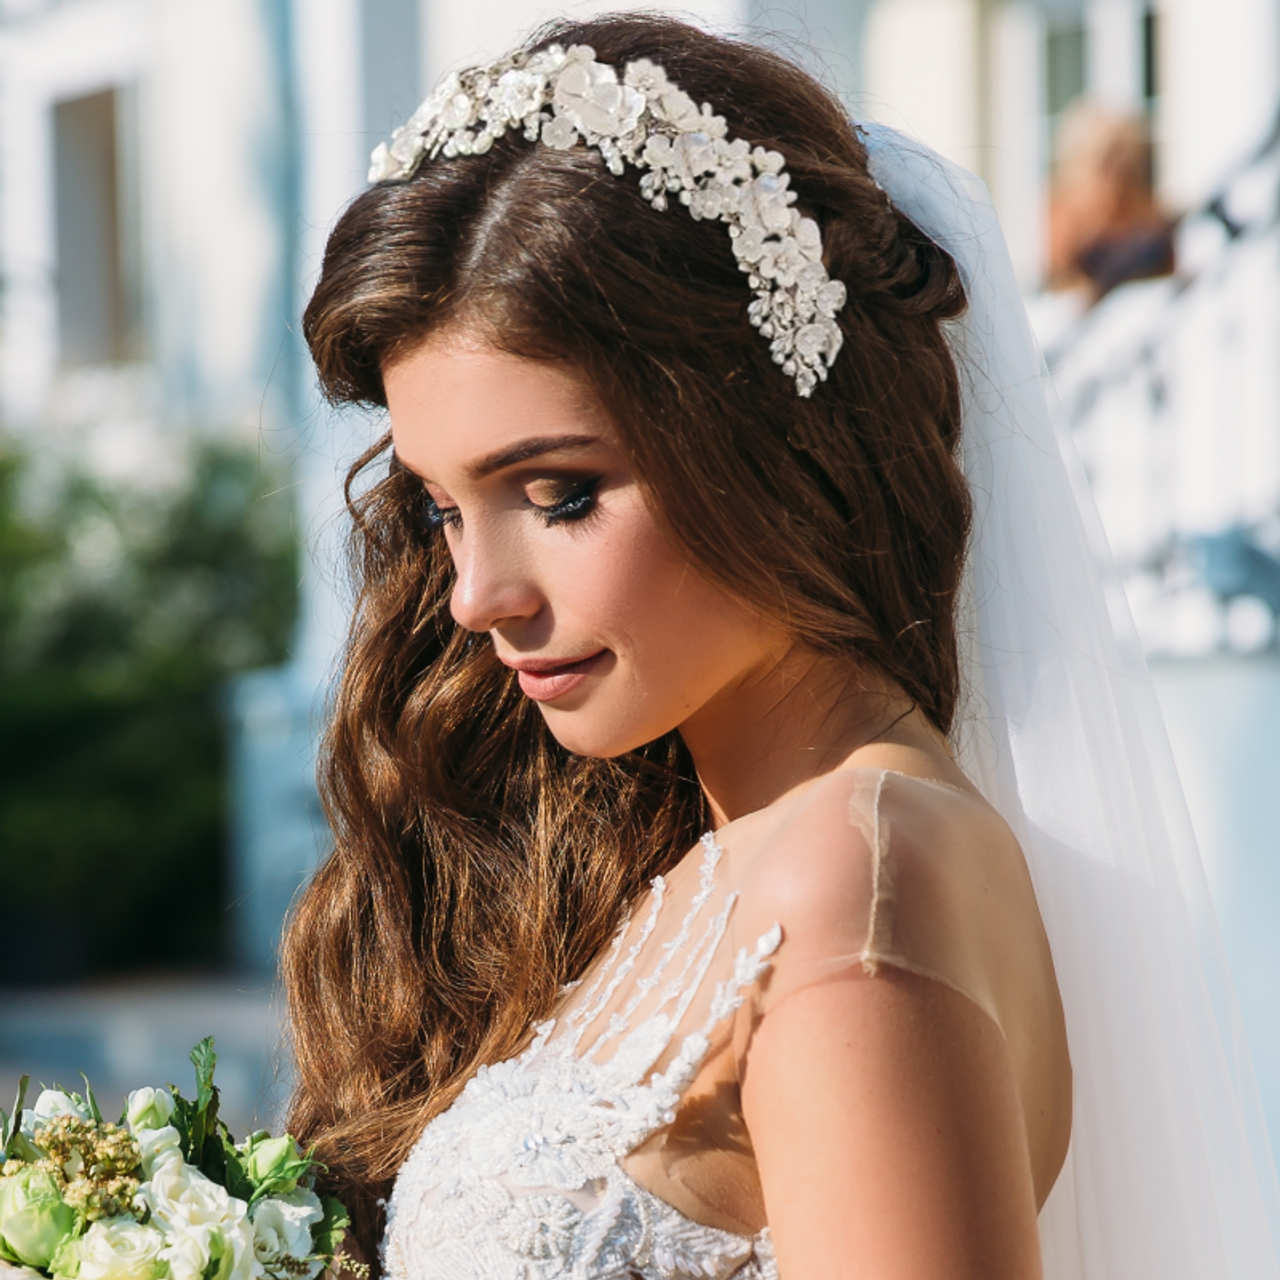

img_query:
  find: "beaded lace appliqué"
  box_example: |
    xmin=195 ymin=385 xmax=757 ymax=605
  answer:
xmin=382 ymin=834 xmax=782 ymax=1280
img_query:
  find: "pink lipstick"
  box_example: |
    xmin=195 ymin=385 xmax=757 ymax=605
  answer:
xmin=503 ymin=651 xmax=607 ymax=702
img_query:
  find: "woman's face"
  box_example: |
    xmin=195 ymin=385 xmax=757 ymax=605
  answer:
xmin=385 ymin=330 xmax=785 ymax=758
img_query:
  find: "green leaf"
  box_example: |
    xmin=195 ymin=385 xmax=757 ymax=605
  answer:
xmin=198 ymin=1129 xmax=227 ymax=1186
xmin=311 ymin=1196 xmax=351 ymax=1260
xmin=184 ymin=1039 xmax=221 ymax=1170
xmin=220 ymin=1138 xmax=254 ymax=1204
xmin=167 ymin=1086 xmax=196 ymax=1164
xmin=3 ymin=1075 xmax=28 ymax=1156
xmin=5 ymin=1131 xmax=44 ymax=1163
xmin=190 ymin=1039 xmax=217 ymax=1113
xmin=245 ymin=1157 xmax=317 ymax=1210
xmin=79 ymin=1074 xmax=103 ymax=1125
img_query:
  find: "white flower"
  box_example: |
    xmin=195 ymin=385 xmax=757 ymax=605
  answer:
xmin=732 ymin=227 xmax=767 ymax=264
xmin=624 ymin=58 xmax=668 ymax=96
xmin=157 ymin=1224 xmax=218 ymax=1280
xmin=795 ymin=260 xmax=828 ymax=295
xmin=540 ymin=114 xmax=578 ymax=150
xmin=387 ymin=125 xmax=424 ymax=168
xmin=490 ymin=68 xmax=546 ymax=123
xmin=438 ymin=89 xmax=475 ymax=131
xmin=125 ymin=1088 xmax=175 ymax=1136
xmin=815 ymin=280 xmax=848 ymax=317
xmin=655 ymin=86 xmax=702 ymax=132
xmin=673 ymin=132 xmax=717 ymax=183
xmin=553 ymin=59 xmax=644 ymax=137
xmin=68 ymin=1218 xmax=166 ymax=1280
xmin=794 ymin=216 xmax=822 ymax=260
xmin=751 ymin=174 xmax=796 ymax=233
xmin=140 ymin=1163 xmax=255 ymax=1280
xmin=250 ymin=1190 xmax=324 ymax=1279
xmin=526 ymin=46 xmax=569 ymax=76
xmin=642 ymin=133 xmax=673 ymax=167
xmin=688 ymin=185 xmax=725 ymax=221
xmin=795 ymin=320 xmax=842 ymax=362
xmin=23 ymin=1091 xmax=88 ymax=1138
xmin=751 ymin=146 xmax=786 ymax=174
xmin=136 ymin=1125 xmax=183 ymax=1178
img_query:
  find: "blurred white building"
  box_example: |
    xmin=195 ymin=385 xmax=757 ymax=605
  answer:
xmin=4 ymin=0 xmax=1280 ymax=1151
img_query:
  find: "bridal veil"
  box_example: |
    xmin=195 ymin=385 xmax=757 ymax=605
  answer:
xmin=862 ymin=123 xmax=1280 ymax=1279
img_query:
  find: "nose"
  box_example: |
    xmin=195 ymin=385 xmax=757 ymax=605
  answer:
xmin=448 ymin=527 xmax=543 ymax=633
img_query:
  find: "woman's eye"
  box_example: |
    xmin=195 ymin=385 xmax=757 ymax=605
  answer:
xmin=534 ymin=477 xmax=601 ymax=526
xmin=421 ymin=493 xmax=461 ymax=531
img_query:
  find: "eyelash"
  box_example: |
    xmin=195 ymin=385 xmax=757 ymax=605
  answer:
xmin=420 ymin=477 xmax=602 ymax=533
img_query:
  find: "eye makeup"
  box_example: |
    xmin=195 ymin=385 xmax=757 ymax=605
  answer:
xmin=418 ymin=474 xmax=603 ymax=533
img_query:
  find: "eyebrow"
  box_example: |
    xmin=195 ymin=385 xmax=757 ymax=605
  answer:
xmin=466 ymin=433 xmax=606 ymax=479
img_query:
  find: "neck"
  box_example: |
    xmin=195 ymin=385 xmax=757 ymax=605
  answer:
xmin=678 ymin=645 xmax=946 ymax=826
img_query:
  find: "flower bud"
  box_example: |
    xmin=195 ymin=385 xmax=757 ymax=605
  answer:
xmin=0 ymin=1168 xmax=78 ymax=1268
xmin=239 ymin=1135 xmax=301 ymax=1193
xmin=125 ymin=1089 xmax=175 ymax=1136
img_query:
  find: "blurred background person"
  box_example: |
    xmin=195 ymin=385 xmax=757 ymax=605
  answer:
xmin=1045 ymin=100 xmax=1174 ymax=303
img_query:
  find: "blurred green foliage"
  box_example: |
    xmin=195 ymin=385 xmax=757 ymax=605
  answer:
xmin=0 ymin=439 xmax=298 ymax=982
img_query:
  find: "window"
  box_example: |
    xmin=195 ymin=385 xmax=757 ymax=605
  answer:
xmin=1142 ymin=8 xmax=1158 ymax=109
xmin=1046 ymin=21 xmax=1087 ymax=122
xmin=53 ymin=85 xmax=144 ymax=366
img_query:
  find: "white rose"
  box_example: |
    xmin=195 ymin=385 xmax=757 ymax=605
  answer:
xmin=125 ymin=1089 xmax=174 ymax=1136
xmin=158 ymin=1220 xmax=257 ymax=1280
xmin=140 ymin=1164 xmax=255 ymax=1280
xmin=136 ymin=1126 xmax=183 ymax=1178
xmin=250 ymin=1190 xmax=323 ymax=1278
xmin=21 ymin=1091 xmax=88 ymax=1137
xmin=70 ymin=1218 xmax=166 ymax=1280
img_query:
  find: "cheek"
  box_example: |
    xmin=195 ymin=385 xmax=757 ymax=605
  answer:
xmin=568 ymin=498 xmax=708 ymax=653
xmin=538 ymin=498 xmax=769 ymax=749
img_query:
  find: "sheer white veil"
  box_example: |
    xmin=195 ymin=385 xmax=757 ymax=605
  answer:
xmin=860 ymin=123 xmax=1280 ymax=1279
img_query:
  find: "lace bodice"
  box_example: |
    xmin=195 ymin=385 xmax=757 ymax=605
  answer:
xmin=382 ymin=834 xmax=781 ymax=1280
xmin=382 ymin=768 xmax=1065 ymax=1280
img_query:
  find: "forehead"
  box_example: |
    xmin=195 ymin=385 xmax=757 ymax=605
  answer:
xmin=384 ymin=332 xmax=614 ymax=475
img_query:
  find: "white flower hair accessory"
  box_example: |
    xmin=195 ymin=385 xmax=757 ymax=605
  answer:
xmin=369 ymin=44 xmax=848 ymax=397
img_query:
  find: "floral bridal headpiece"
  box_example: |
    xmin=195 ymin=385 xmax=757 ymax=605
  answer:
xmin=369 ymin=44 xmax=848 ymax=397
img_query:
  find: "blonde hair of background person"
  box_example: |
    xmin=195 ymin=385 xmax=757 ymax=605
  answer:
xmin=1046 ymin=100 xmax=1174 ymax=300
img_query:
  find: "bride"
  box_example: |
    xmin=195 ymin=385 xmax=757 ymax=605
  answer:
xmin=282 ymin=14 xmax=1280 ymax=1279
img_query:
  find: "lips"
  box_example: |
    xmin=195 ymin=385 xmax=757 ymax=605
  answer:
xmin=503 ymin=651 xmax=607 ymax=702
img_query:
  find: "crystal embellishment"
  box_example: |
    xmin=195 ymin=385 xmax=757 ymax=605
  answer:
xmin=368 ymin=44 xmax=848 ymax=398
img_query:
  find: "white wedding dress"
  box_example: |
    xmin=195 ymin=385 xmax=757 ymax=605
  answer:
xmin=382 ymin=832 xmax=785 ymax=1280
xmin=382 ymin=767 xmax=1062 ymax=1280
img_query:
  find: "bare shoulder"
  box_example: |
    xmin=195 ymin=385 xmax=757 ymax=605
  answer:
xmin=724 ymin=766 xmax=1033 ymax=963
xmin=728 ymin=765 xmax=1072 ymax=1208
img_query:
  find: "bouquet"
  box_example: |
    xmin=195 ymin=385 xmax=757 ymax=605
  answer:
xmin=0 ymin=1040 xmax=361 ymax=1280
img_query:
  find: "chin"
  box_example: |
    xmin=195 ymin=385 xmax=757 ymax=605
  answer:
xmin=537 ymin=708 xmax=657 ymax=760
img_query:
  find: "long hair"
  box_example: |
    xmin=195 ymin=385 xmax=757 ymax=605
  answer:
xmin=283 ymin=13 xmax=970 ymax=1264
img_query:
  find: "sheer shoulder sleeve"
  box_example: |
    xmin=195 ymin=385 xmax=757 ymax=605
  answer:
xmin=728 ymin=768 xmax=1065 ymax=1080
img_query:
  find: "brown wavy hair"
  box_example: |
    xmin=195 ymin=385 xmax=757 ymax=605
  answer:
xmin=283 ymin=12 xmax=970 ymax=1265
